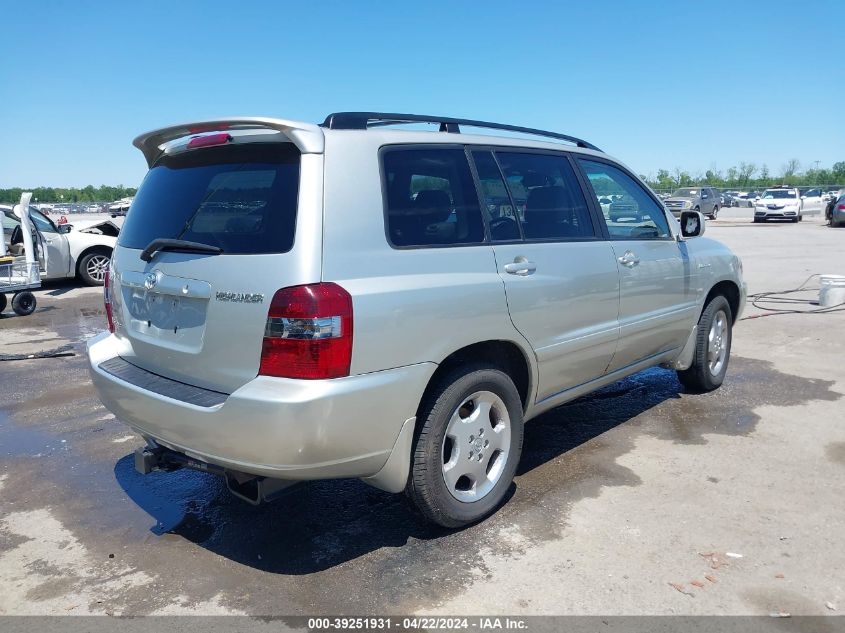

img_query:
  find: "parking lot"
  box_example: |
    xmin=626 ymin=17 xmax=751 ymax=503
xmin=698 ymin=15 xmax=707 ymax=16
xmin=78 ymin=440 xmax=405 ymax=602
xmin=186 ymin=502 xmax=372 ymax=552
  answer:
xmin=1 ymin=210 xmax=843 ymax=616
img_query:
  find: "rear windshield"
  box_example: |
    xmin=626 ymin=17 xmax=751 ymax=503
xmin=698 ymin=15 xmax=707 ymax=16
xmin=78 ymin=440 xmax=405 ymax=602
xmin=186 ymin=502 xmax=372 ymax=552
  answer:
xmin=119 ymin=143 xmax=300 ymax=254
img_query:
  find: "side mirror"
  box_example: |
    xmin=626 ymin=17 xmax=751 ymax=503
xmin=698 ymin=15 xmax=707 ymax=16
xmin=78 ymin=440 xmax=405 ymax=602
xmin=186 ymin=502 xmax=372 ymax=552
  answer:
xmin=680 ymin=210 xmax=706 ymax=238
xmin=58 ymin=224 xmax=73 ymax=234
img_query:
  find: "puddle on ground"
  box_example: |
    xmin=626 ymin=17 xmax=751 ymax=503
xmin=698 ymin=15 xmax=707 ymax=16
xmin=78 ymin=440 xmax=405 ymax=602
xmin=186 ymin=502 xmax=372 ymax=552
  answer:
xmin=0 ymin=409 xmax=68 ymax=458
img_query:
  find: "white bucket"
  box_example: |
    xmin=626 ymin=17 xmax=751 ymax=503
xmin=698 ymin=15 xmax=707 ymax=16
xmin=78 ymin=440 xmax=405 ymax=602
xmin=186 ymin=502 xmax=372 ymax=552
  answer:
xmin=819 ymin=274 xmax=845 ymax=307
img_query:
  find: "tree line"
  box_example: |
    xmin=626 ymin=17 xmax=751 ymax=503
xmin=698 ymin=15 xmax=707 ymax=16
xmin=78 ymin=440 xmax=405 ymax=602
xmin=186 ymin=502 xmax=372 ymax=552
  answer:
xmin=0 ymin=185 xmax=138 ymax=204
xmin=641 ymin=160 xmax=845 ymax=192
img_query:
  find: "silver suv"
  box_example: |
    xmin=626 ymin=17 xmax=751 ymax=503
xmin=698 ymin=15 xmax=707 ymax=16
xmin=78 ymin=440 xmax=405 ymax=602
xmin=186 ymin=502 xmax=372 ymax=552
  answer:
xmin=663 ymin=187 xmax=721 ymax=219
xmin=88 ymin=113 xmax=746 ymax=527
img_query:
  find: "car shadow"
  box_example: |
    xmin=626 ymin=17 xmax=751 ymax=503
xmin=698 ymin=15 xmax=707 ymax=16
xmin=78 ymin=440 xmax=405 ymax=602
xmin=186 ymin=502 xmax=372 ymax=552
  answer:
xmin=114 ymin=366 xmax=688 ymax=575
xmin=41 ymin=279 xmax=89 ymax=296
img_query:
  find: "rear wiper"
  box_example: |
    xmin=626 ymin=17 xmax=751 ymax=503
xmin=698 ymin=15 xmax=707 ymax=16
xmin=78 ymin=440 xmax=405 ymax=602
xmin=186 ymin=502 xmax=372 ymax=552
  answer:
xmin=140 ymin=238 xmax=223 ymax=262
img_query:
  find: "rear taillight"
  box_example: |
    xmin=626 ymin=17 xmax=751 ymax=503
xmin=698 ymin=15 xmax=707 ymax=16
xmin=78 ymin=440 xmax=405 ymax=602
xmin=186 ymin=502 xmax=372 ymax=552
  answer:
xmin=104 ymin=269 xmax=115 ymax=333
xmin=259 ymin=283 xmax=353 ymax=380
xmin=838 ymin=204 xmax=845 ymax=210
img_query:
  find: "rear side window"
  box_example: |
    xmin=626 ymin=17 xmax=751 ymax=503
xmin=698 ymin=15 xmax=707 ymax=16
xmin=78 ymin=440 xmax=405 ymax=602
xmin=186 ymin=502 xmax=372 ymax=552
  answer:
xmin=383 ymin=148 xmax=485 ymax=247
xmin=495 ymin=152 xmax=596 ymax=240
xmin=119 ymin=143 xmax=300 ymax=254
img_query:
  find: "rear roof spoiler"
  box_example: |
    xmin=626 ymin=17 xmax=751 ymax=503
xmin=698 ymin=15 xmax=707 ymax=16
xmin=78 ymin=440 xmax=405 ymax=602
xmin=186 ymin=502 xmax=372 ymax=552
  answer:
xmin=132 ymin=117 xmax=325 ymax=167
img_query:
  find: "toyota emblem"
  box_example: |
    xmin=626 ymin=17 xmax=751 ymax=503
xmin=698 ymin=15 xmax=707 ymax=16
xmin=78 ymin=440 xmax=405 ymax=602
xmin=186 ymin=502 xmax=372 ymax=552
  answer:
xmin=144 ymin=273 xmax=157 ymax=290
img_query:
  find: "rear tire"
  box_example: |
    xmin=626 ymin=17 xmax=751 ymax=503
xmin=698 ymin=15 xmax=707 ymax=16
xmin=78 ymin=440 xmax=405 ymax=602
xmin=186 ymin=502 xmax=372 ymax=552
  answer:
xmin=710 ymin=206 xmax=719 ymax=220
xmin=0 ymin=293 xmax=6 ymax=313
xmin=11 ymin=291 xmax=36 ymax=316
xmin=406 ymin=364 xmax=524 ymax=528
xmin=677 ymin=295 xmax=732 ymax=393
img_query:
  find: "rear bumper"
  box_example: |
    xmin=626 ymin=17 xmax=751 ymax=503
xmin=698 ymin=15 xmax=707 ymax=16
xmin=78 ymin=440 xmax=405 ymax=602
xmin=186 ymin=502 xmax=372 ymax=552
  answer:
xmin=87 ymin=331 xmax=435 ymax=482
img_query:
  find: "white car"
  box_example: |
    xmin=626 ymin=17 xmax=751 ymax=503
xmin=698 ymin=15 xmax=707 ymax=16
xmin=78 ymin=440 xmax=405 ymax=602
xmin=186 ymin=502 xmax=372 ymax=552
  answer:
xmin=1 ymin=205 xmax=118 ymax=285
xmin=753 ymin=187 xmax=803 ymax=223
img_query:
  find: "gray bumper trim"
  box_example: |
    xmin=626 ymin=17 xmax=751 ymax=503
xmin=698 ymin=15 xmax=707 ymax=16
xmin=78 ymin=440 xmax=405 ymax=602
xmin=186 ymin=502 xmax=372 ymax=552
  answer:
xmin=98 ymin=357 xmax=228 ymax=408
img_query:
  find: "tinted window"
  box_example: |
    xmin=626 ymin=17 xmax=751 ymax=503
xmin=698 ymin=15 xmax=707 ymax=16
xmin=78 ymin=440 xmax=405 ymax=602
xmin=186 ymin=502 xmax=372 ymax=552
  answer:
xmin=119 ymin=143 xmax=300 ymax=254
xmin=383 ymin=148 xmax=484 ymax=247
xmin=495 ymin=152 xmax=595 ymax=239
xmin=472 ymin=151 xmax=521 ymax=241
xmin=578 ymin=159 xmax=671 ymax=239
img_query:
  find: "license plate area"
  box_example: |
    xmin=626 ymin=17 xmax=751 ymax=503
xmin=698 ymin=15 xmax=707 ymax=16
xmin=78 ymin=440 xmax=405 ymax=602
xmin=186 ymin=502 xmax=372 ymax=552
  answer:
xmin=126 ymin=291 xmax=208 ymax=350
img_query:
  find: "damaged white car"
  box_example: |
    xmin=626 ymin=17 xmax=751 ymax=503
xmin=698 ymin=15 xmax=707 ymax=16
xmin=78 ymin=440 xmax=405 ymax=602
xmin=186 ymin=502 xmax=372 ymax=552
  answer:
xmin=1 ymin=205 xmax=119 ymax=286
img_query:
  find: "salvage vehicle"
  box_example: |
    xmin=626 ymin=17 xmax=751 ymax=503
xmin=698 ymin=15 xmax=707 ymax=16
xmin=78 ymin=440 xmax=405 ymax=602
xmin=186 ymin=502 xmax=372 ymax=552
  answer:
xmin=88 ymin=113 xmax=746 ymax=527
xmin=1 ymin=205 xmax=118 ymax=285
xmin=662 ymin=187 xmax=721 ymax=219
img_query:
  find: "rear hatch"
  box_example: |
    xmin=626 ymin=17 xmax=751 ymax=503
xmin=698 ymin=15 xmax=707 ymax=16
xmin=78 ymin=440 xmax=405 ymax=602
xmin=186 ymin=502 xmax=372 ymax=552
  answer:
xmin=110 ymin=138 xmax=321 ymax=393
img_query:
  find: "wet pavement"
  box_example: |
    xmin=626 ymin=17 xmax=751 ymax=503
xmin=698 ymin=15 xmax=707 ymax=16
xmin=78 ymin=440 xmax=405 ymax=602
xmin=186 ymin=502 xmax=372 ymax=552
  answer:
xmin=1 ymin=220 xmax=844 ymax=616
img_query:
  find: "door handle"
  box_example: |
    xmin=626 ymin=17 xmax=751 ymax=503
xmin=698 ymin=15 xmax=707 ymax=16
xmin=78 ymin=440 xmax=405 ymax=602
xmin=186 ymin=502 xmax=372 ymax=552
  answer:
xmin=503 ymin=256 xmax=537 ymax=276
xmin=617 ymin=250 xmax=640 ymax=268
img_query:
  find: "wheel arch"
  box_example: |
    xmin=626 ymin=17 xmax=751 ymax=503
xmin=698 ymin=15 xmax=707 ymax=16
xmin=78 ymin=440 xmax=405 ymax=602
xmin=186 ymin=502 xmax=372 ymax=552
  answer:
xmin=704 ymin=280 xmax=741 ymax=324
xmin=419 ymin=340 xmax=534 ymax=417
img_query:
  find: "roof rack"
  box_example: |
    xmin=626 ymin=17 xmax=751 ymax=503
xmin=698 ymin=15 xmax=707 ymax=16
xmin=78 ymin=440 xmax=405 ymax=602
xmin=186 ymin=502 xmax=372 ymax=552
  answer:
xmin=321 ymin=112 xmax=602 ymax=152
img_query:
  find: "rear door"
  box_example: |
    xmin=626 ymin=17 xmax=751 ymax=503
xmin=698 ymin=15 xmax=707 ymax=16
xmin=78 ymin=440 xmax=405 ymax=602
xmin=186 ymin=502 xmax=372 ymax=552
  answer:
xmin=110 ymin=140 xmax=320 ymax=393
xmin=471 ymin=149 xmax=620 ymax=402
xmin=576 ymin=158 xmax=697 ymax=372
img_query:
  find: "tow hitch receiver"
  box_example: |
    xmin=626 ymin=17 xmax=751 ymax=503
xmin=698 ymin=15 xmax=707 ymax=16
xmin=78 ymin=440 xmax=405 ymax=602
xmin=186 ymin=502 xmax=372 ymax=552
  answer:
xmin=133 ymin=445 xmax=298 ymax=505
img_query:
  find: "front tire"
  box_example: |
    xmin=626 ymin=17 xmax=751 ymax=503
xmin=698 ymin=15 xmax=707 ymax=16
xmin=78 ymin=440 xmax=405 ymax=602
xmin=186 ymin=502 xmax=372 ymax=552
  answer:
xmin=77 ymin=250 xmax=111 ymax=286
xmin=406 ymin=365 xmax=524 ymax=528
xmin=678 ymin=295 xmax=733 ymax=393
xmin=0 ymin=293 xmax=6 ymax=313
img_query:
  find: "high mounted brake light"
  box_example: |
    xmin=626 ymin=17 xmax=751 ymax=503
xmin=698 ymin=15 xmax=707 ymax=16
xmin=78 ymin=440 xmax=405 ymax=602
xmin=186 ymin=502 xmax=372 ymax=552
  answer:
xmin=259 ymin=283 xmax=353 ymax=380
xmin=186 ymin=133 xmax=232 ymax=149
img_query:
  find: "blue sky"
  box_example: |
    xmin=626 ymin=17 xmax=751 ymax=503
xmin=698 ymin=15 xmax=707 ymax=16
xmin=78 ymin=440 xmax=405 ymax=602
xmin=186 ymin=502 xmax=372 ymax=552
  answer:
xmin=1 ymin=0 xmax=843 ymax=188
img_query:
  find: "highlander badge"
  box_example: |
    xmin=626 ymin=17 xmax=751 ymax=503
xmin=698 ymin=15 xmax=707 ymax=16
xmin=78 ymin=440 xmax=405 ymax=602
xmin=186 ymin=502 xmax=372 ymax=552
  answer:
xmin=215 ymin=292 xmax=264 ymax=304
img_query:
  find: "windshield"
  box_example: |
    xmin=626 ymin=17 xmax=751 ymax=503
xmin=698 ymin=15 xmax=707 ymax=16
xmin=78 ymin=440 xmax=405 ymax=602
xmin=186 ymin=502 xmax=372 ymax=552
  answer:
xmin=762 ymin=190 xmax=797 ymax=199
xmin=119 ymin=143 xmax=300 ymax=254
xmin=671 ymin=188 xmax=699 ymax=197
